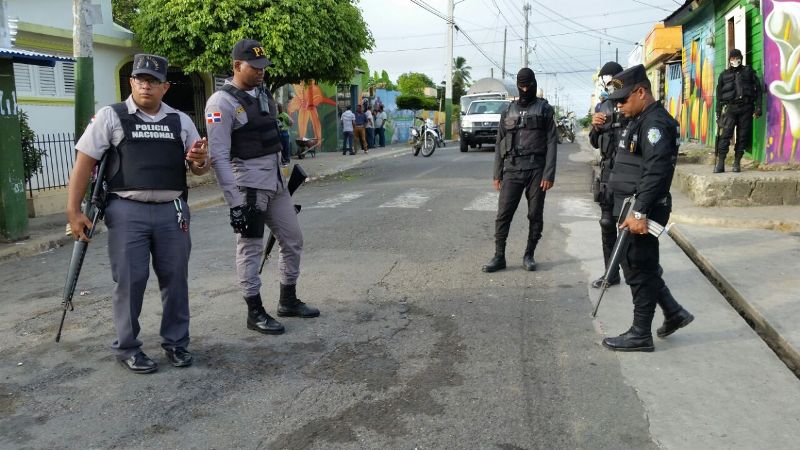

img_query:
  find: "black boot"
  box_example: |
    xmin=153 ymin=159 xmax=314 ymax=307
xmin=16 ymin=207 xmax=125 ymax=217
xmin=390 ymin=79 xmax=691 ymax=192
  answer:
xmin=277 ymin=284 xmax=320 ymax=318
xmin=244 ymin=294 xmax=285 ymax=334
xmin=602 ymin=326 xmax=654 ymax=352
xmin=714 ymin=154 xmax=726 ymax=173
xmin=657 ymin=308 xmax=694 ymax=338
xmin=522 ymin=242 xmax=537 ymax=271
xmin=732 ymin=152 xmax=743 ymax=172
xmin=482 ymin=242 xmax=506 ymax=272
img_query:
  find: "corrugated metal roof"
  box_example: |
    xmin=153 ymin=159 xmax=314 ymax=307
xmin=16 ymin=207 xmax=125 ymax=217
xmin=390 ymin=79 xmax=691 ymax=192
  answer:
xmin=0 ymin=47 xmax=74 ymax=67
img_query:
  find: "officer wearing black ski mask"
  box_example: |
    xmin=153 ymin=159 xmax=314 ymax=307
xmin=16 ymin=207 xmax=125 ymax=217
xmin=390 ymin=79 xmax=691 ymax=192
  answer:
xmin=589 ymin=61 xmax=626 ymax=288
xmin=483 ymin=68 xmax=557 ymax=273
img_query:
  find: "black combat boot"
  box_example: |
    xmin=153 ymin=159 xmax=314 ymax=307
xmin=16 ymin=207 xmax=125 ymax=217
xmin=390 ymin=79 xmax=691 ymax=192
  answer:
xmin=732 ymin=152 xmax=743 ymax=172
xmin=277 ymin=284 xmax=320 ymax=318
xmin=482 ymin=242 xmax=506 ymax=273
xmin=522 ymin=241 xmax=537 ymax=271
xmin=602 ymin=326 xmax=654 ymax=352
xmin=656 ymin=308 xmax=695 ymax=338
xmin=714 ymin=154 xmax=726 ymax=173
xmin=244 ymin=294 xmax=285 ymax=334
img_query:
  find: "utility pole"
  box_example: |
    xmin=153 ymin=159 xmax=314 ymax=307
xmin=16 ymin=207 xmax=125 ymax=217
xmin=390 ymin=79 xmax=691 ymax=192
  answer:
xmin=73 ymin=0 xmax=96 ymax=138
xmin=502 ymin=27 xmax=507 ymax=79
xmin=445 ymin=0 xmax=453 ymax=140
xmin=0 ymin=0 xmax=28 ymax=241
xmin=523 ymin=4 xmax=530 ymax=67
xmin=616 ymin=47 xmax=619 ymax=63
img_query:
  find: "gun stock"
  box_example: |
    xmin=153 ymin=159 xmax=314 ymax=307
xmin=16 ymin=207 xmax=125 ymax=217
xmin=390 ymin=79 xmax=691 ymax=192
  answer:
xmin=259 ymin=164 xmax=307 ymax=274
xmin=55 ymin=154 xmax=109 ymax=342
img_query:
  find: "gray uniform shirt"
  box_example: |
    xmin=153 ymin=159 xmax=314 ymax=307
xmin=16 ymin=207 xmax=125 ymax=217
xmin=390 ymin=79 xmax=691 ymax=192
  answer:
xmin=75 ymin=96 xmax=201 ymax=203
xmin=206 ymin=80 xmax=284 ymax=207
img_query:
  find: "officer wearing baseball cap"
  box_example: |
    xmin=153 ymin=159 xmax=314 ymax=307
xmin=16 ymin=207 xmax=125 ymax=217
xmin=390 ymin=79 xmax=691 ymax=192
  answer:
xmin=205 ymin=39 xmax=319 ymax=339
xmin=602 ymin=64 xmax=694 ymax=352
xmin=67 ymin=53 xmax=210 ymax=373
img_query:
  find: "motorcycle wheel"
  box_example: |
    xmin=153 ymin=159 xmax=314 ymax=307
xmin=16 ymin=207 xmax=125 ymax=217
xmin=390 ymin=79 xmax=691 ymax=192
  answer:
xmin=421 ymin=137 xmax=436 ymax=157
xmin=567 ymin=132 xmax=575 ymax=143
xmin=412 ymin=145 xmax=421 ymax=156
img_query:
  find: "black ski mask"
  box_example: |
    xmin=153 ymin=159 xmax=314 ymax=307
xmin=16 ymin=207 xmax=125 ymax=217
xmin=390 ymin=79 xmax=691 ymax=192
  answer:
xmin=517 ymin=68 xmax=538 ymax=107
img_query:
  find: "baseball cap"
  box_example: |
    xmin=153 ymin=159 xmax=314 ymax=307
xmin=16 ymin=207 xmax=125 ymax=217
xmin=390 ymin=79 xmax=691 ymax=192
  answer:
xmin=131 ymin=54 xmax=168 ymax=82
xmin=231 ymin=39 xmax=272 ymax=69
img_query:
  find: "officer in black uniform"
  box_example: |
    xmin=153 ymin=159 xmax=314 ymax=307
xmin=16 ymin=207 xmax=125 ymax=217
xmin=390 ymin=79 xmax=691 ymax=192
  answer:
xmin=67 ymin=54 xmax=209 ymax=373
xmin=483 ymin=68 xmax=557 ymax=273
xmin=714 ymin=49 xmax=762 ymax=173
xmin=589 ymin=61 xmax=626 ymax=288
xmin=602 ymin=65 xmax=694 ymax=352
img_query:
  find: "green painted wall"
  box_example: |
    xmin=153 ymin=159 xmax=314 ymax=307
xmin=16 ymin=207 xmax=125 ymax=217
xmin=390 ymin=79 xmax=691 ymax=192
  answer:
xmin=714 ymin=0 xmax=767 ymax=161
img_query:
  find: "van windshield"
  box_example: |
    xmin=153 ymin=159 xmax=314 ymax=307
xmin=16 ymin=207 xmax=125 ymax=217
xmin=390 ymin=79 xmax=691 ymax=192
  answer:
xmin=467 ymin=101 xmax=508 ymax=115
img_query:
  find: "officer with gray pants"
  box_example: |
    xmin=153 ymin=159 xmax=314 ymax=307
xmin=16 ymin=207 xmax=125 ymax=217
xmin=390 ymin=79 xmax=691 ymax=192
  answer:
xmin=67 ymin=54 xmax=210 ymax=374
xmin=207 ymin=39 xmax=319 ymax=336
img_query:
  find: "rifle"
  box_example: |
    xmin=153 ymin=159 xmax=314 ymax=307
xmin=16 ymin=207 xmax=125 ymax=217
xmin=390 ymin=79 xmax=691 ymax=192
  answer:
xmin=55 ymin=153 xmax=110 ymax=342
xmin=258 ymin=164 xmax=307 ymax=274
xmin=591 ymin=196 xmax=670 ymax=318
xmin=714 ymin=105 xmax=730 ymax=167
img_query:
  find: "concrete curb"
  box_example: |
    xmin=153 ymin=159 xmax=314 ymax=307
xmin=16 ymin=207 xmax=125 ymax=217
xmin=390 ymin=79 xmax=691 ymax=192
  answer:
xmin=304 ymin=145 xmax=410 ymax=182
xmin=669 ymin=212 xmax=800 ymax=233
xmin=669 ymin=224 xmax=800 ymax=378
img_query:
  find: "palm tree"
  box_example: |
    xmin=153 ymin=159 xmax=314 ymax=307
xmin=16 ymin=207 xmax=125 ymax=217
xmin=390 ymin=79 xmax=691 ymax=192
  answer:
xmin=452 ymin=56 xmax=472 ymax=87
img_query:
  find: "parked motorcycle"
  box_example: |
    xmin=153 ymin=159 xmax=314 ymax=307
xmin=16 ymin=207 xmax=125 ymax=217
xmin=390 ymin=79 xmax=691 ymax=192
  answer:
xmin=556 ymin=116 xmax=575 ymax=144
xmin=425 ymin=118 xmax=446 ymax=148
xmin=410 ymin=116 xmax=438 ymax=157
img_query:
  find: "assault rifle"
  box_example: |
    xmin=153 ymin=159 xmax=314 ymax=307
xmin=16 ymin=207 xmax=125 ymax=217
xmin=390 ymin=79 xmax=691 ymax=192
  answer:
xmin=259 ymin=164 xmax=307 ymax=274
xmin=591 ymin=196 xmax=670 ymax=318
xmin=55 ymin=154 xmax=110 ymax=342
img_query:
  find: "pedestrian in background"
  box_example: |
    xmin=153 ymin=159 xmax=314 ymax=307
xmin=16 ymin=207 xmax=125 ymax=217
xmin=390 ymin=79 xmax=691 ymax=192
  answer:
xmin=354 ymin=104 xmax=368 ymax=154
xmin=277 ymin=103 xmax=293 ymax=165
xmin=483 ymin=67 xmax=557 ymax=273
xmin=341 ymin=105 xmax=355 ymax=155
xmin=375 ymin=106 xmax=388 ymax=147
xmin=365 ymin=106 xmax=375 ymax=149
xmin=66 ymin=54 xmax=209 ymax=374
xmin=603 ymin=65 xmax=694 ymax=352
xmin=714 ymin=48 xmax=762 ymax=173
xmin=205 ymin=39 xmax=320 ymax=339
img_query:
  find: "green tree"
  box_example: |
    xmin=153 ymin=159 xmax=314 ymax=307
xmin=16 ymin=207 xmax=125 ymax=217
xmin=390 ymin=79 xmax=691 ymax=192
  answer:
xmin=18 ymin=110 xmax=46 ymax=184
xmin=131 ymin=0 xmax=374 ymax=92
xmin=111 ymin=0 xmax=139 ymax=29
xmin=380 ymin=70 xmax=396 ymax=90
xmin=396 ymin=72 xmax=436 ymax=96
xmin=396 ymin=95 xmax=437 ymax=111
xmin=452 ymin=56 xmax=472 ymax=87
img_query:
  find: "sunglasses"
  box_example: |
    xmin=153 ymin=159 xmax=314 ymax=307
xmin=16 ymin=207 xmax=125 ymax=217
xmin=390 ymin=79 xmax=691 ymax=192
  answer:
xmin=617 ymin=86 xmax=643 ymax=105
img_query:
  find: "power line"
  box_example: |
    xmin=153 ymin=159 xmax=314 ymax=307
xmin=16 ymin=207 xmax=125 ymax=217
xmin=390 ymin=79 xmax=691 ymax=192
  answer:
xmin=530 ymin=0 xmax=636 ymax=44
xmin=631 ymin=0 xmax=673 ymax=12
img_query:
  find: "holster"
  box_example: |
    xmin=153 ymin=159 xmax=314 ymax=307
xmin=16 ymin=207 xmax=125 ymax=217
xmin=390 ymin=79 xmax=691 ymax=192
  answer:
xmin=241 ymin=188 xmax=266 ymax=238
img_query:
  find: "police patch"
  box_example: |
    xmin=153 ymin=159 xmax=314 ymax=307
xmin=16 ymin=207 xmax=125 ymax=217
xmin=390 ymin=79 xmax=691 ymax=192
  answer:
xmin=647 ymin=128 xmax=662 ymax=145
xmin=235 ymin=106 xmax=245 ymax=115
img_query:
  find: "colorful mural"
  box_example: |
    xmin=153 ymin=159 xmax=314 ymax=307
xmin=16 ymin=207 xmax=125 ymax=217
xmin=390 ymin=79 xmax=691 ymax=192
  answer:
xmin=287 ymin=80 xmax=338 ymax=152
xmin=664 ymin=62 xmax=683 ymax=121
xmin=763 ymin=0 xmax=800 ymax=164
xmin=681 ymin=30 xmax=716 ymax=145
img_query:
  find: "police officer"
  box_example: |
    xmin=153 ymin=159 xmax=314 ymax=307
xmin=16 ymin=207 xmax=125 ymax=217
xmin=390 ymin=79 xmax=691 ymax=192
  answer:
xmin=714 ymin=49 xmax=762 ymax=173
xmin=483 ymin=68 xmax=557 ymax=273
xmin=589 ymin=61 xmax=626 ymax=288
xmin=206 ymin=39 xmax=319 ymax=336
xmin=603 ymin=65 xmax=694 ymax=352
xmin=66 ymin=54 xmax=209 ymax=373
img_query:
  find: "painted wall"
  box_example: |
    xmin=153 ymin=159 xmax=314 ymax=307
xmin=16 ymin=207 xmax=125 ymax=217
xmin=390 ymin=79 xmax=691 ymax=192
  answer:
xmin=664 ymin=62 xmax=683 ymax=121
xmin=286 ymin=80 xmax=338 ymax=152
xmin=681 ymin=4 xmax=716 ymax=146
xmin=715 ymin=0 xmax=766 ymax=160
xmin=762 ymin=0 xmax=800 ymax=164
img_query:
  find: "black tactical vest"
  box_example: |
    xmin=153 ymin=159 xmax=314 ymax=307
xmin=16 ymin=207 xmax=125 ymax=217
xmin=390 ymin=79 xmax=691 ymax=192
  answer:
xmin=719 ymin=66 xmax=757 ymax=104
xmin=107 ymin=103 xmax=186 ymax=192
xmin=596 ymin=99 xmax=626 ymax=165
xmin=221 ymin=84 xmax=282 ymax=160
xmin=503 ymin=99 xmax=551 ymax=170
xmin=607 ymin=123 xmax=642 ymax=196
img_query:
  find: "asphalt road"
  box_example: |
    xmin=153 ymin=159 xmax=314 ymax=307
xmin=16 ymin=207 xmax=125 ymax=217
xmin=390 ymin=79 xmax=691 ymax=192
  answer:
xmin=0 ymin=141 xmax=658 ymax=449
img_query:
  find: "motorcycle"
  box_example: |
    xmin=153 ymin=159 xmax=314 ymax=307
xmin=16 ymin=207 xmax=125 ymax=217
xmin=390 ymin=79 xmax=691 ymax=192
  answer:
xmin=410 ymin=116 xmax=439 ymax=157
xmin=425 ymin=118 xmax=446 ymax=148
xmin=557 ymin=115 xmax=575 ymax=144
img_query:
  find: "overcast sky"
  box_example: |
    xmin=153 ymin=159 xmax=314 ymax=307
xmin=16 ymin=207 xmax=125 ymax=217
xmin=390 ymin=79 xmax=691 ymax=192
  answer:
xmin=360 ymin=0 xmax=681 ymax=113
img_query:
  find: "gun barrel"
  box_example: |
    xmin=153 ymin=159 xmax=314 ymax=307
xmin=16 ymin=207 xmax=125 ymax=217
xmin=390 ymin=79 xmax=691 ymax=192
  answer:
xmin=592 ymin=227 xmax=631 ymax=317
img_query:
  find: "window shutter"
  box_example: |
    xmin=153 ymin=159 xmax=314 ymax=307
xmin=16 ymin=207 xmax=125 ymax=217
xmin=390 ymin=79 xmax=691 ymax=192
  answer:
xmin=37 ymin=66 xmax=57 ymax=96
xmin=62 ymin=62 xmax=75 ymax=95
xmin=12 ymin=63 xmax=33 ymax=93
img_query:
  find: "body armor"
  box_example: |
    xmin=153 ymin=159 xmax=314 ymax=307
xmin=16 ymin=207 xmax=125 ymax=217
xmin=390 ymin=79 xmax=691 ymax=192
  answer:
xmin=502 ymin=99 xmax=551 ymax=171
xmin=221 ymin=84 xmax=282 ymax=160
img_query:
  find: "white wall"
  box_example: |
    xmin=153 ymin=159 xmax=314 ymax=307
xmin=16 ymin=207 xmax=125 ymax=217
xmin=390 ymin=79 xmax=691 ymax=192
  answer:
xmin=6 ymin=0 xmax=133 ymax=40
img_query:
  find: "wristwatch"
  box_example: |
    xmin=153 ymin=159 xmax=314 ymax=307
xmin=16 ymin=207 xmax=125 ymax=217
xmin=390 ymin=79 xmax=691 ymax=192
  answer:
xmin=633 ymin=211 xmax=646 ymax=220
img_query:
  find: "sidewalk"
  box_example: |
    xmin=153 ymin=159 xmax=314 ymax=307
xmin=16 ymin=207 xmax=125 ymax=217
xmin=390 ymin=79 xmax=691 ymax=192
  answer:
xmin=577 ymin=130 xmax=800 ymax=378
xmin=0 ymin=144 xmax=409 ymax=263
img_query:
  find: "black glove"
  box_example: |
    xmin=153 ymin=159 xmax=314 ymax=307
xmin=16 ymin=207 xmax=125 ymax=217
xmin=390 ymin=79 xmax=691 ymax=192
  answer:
xmin=230 ymin=205 xmax=248 ymax=234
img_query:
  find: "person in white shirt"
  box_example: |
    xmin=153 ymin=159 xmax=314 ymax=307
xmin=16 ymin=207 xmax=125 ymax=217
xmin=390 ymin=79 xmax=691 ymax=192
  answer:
xmin=375 ymin=106 xmax=388 ymax=147
xmin=365 ymin=107 xmax=375 ymax=149
xmin=340 ymin=106 xmax=355 ymax=155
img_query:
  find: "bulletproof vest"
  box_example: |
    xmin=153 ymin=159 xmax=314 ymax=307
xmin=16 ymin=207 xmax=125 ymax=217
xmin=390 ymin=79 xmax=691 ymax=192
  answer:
xmin=502 ymin=99 xmax=551 ymax=170
xmin=596 ymin=99 xmax=626 ymax=163
xmin=719 ymin=66 xmax=757 ymax=104
xmin=221 ymin=84 xmax=282 ymax=160
xmin=607 ymin=122 xmax=642 ymax=196
xmin=107 ymin=102 xmax=187 ymax=192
